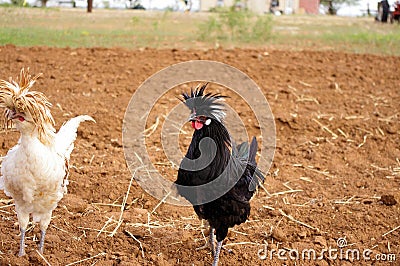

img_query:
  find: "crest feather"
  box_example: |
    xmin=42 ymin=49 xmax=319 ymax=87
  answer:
xmin=181 ymin=83 xmax=227 ymax=122
xmin=0 ymin=68 xmax=55 ymax=144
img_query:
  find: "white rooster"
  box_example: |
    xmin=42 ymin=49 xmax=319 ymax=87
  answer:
xmin=0 ymin=68 xmax=95 ymax=256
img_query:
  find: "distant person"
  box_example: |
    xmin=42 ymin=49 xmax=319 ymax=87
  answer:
xmin=376 ymin=0 xmax=390 ymax=22
xmin=184 ymin=0 xmax=192 ymax=12
xmin=270 ymin=0 xmax=280 ymax=14
xmin=382 ymin=0 xmax=390 ymax=22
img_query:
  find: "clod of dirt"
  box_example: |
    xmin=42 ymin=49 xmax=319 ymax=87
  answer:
xmin=316 ymin=261 xmax=329 ymax=266
xmin=16 ymin=55 xmax=30 ymax=63
xmin=314 ymin=236 xmax=327 ymax=247
xmin=62 ymin=194 xmax=88 ymax=213
xmin=111 ymin=138 xmax=123 ymax=148
xmin=356 ymin=181 xmax=368 ymax=188
xmin=383 ymin=124 xmax=397 ymax=135
xmin=303 ymin=149 xmax=314 ymax=160
xmin=132 ymin=207 xmax=148 ymax=216
xmin=93 ymin=142 xmax=106 ymax=150
xmin=362 ymin=199 xmax=373 ymax=204
xmin=379 ymin=195 xmax=397 ymax=206
xmin=298 ymin=231 xmax=307 ymax=239
xmin=271 ymin=227 xmax=286 ymax=242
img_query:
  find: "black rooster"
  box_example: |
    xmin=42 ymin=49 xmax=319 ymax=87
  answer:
xmin=175 ymin=83 xmax=265 ymax=266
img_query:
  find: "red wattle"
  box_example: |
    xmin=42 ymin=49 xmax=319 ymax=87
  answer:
xmin=194 ymin=121 xmax=203 ymax=130
xmin=191 ymin=121 xmax=203 ymax=130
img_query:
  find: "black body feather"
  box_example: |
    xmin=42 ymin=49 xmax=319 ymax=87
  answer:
xmin=175 ymin=84 xmax=265 ymax=243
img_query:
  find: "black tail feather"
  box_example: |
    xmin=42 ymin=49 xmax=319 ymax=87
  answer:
xmin=248 ymin=136 xmax=258 ymax=165
xmin=247 ymin=137 xmax=266 ymax=191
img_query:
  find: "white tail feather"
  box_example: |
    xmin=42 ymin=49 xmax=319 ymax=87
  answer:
xmin=55 ymin=115 xmax=95 ymax=159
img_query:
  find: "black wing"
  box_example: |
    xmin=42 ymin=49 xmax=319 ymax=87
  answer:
xmin=228 ymin=137 xmax=265 ymax=202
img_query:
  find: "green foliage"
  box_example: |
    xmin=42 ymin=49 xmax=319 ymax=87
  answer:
xmin=9 ymin=0 xmax=29 ymax=7
xmin=208 ymin=6 xmax=229 ymax=13
xmin=251 ymin=15 xmax=273 ymax=42
xmin=131 ymin=16 xmax=140 ymax=26
xmin=0 ymin=3 xmax=16 ymax=7
xmin=325 ymin=31 xmax=400 ymax=45
xmin=198 ymin=9 xmax=273 ymax=43
xmin=130 ymin=10 xmax=172 ymax=46
xmin=198 ymin=16 xmax=221 ymax=40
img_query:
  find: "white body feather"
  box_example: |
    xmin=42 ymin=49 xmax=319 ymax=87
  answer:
xmin=1 ymin=115 xmax=94 ymax=231
xmin=0 ymin=174 xmax=5 ymax=190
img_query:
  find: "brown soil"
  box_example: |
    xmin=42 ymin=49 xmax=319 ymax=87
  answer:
xmin=0 ymin=45 xmax=399 ymax=266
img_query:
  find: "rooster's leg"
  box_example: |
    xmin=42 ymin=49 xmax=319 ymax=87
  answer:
xmin=38 ymin=229 xmax=46 ymax=253
xmin=210 ymin=227 xmax=215 ymax=256
xmin=18 ymin=228 xmax=26 ymax=257
xmin=211 ymin=241 xmax=222 ymax=266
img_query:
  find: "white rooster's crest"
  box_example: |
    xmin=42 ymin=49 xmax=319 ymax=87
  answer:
xmin=0 ymin=68 xmax=55 ymax=144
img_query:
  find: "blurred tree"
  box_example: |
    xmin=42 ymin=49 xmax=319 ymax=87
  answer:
xmin=87 ymin=0 xmax=92 ymax=12
xmin=321 ymin=0 xmax=361 ymax=15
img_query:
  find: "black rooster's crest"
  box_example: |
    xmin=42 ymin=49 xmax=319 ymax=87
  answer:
xmin=181 ymin=83 xmax=227 ymax=122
